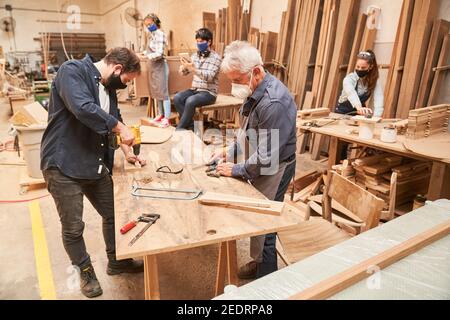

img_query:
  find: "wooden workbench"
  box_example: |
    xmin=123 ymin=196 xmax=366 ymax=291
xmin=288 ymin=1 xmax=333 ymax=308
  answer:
xmin=298 ymin=119 xmax=450 ymax=200
xmin=113 ymin=131 xmax=305 ymax=299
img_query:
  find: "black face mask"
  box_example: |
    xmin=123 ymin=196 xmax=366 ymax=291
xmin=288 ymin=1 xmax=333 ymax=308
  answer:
xmin=356 ymin=69 xmax=370 ymax=78
xmin=105 ymin=72 xmax=127 ymax=90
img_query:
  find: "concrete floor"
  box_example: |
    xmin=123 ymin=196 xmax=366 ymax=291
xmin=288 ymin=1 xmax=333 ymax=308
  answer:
xmin=0 ymin=98 xmax=324 ymax=300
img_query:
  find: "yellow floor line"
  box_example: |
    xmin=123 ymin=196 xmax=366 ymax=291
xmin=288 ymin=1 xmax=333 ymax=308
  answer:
xmin=29 ymin=200 xmax=56 ymax=300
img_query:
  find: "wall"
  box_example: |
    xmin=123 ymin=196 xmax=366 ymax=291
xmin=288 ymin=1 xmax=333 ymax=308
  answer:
xmin=0 ymin=0 xmax=102 ymax=53
xmin=101 ymin=0 xmax=228 ymax=51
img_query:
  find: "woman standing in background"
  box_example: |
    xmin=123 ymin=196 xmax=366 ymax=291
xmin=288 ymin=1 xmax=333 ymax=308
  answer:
xmin=142 ymin=13 xmax=171 ymax=128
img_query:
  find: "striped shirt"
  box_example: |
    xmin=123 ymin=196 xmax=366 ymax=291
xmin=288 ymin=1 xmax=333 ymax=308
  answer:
xmin=183 ymin=51 xmax=222 ymax=95
xmin=146 ymin=29 xmax=167 ymax=60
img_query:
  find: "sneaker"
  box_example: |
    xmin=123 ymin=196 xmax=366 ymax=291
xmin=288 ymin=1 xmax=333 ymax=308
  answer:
xmin=79 ymin=264 xmax=103 ymax=298
xmin=107 ymin=258 xmax=144 ymax=276
xmin=152 ymin=115 xmax=164 ymax=124
xmin=237 ymin=260 xmax=258 ymax=279
xmin=159 ymin=118 xmax=170 ymax=128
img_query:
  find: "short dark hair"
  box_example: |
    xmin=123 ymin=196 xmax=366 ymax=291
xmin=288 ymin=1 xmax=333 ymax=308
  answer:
xmin=195 ymin=28 xmax=213 ymax=42
xmin=103 ymin=47 xmax=141 ymax=74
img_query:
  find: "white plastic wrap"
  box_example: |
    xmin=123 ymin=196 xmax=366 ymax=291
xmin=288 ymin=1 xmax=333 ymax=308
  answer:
xmin=215 ymin=199 xmax=450 ymax=300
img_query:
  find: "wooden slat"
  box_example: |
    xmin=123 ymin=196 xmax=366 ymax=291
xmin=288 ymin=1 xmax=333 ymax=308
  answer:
xmin=383 ymin=0 xmax=415 ymax=118
xmin=416 ymin=19 xmax=450 ymax=108
xmin=347 ymin=14 xmax=368 ymax=74
xmin=396 ymin=0 xmax=439 ymax=118
xmin=428 ymin=34 xmax=450 ymax=106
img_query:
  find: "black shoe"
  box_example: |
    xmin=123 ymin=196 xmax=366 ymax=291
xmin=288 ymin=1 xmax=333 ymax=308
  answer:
xmin=237 ymin=261 xmax=258 ymax=280
xmin=107 ymin=258 xmax=144 ymax=276
xmin=79 ymin=264 xmax=103 ymax=298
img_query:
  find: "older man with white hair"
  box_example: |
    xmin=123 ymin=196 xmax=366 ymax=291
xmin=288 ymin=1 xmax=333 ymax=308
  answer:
xmin=210 ymin=41 xmax=297 ymax=279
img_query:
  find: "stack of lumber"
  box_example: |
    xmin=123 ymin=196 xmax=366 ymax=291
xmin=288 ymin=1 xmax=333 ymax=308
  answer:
xmin=210 ymin=0 xmax=253 ymax=56
xmin=332 ymin=160 xmax=355 ymax=178
xmin=406 ymin=104 xmax=450 ymax=139
xmin=289 ymin=170 xmax=324 ymax=203
xmin=383 ymin=0 xmax=444 ymax=118
xmin=352 ymin=154 xmax=431 ymax=208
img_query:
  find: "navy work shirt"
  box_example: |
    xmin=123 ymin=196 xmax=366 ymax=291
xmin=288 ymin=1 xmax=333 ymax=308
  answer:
xmin=40 ymin=55 xmax=122 ymax=179
xmin=230 ymin=73 xmax=297 ymax=181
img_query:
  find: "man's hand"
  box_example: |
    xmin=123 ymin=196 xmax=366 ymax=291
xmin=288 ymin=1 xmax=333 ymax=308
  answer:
xmin=126 ymin=153 xmax=147 ymax=166
xmin=216 ymin=162 xmax=234 ymax=177
xmin=208 ymin=148 xmax=226 ymax=164
xmin=356 ymin=107 xmax=373 ymax=116
xmin=113 ymin=122 xmax=134 ymax=146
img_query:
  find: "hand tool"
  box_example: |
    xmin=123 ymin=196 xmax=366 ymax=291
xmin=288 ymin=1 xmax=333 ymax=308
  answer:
xmin=109 ymin=124 xmax=142 ymax=158
xmin=128 ymin=213 xmax=160 ymax=246
xmin=120 ymin=214 xmax=156 ymax=234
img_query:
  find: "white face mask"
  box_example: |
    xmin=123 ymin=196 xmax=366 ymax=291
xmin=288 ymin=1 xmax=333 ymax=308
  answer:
xmin=231 ymin=71 xmax=254 ymax=99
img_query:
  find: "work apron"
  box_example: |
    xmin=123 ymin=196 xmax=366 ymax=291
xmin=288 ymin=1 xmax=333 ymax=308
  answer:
xmin=335 ymin=80 xmax=371 ymax=115
xmin=236 ymin=110 xmax=292 ymax=262
xmin=147 ymin=58 xmax=169 ymax=100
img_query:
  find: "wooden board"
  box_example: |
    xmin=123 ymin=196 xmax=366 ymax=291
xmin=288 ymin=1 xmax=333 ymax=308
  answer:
xmin=289 ymin=219 xmax=450 ymax=300
xmin=383 ymin=0 xmax=415 ymax=118
xmin=428 ymin=34 xmax=450 ymax=106
xmin=114 ymin=131 xmax=305 ymax=260
xmin=140 ymin=125 xmax=175 ymax=144
xmin=199 ymin=192 xmax=284 ymax=216
xmin=416 ymin=19 xmax=450 ymax=108
xmin=396 ymin=0 xmax=439 ymax=118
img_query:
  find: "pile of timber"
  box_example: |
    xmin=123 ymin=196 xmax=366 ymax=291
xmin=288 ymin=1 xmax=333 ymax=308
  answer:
xmin=274 ymin=0 xmax=370 ymax=110
xmin=406 ymin=104 xmax=450 ymax=139
xmin=384 ymin=0 xmax=447 ymax=118
xmin=289 ymin=170 xmax=324 ymax=203
xmin=204 ymin=0 xmax=278 ymax=67
xmin=352 ymin=154 xmax=431 ymax=209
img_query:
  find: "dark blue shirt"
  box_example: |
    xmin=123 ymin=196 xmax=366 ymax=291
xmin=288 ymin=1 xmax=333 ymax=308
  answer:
xmin=230 ymin=73 xmax=297 ymax=181
xmin=40 ymin=55 xmax=122 ymax=179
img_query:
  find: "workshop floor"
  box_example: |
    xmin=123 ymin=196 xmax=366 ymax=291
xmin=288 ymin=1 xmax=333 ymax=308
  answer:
xmin=0 ymin=98 xmax=324 ymax=300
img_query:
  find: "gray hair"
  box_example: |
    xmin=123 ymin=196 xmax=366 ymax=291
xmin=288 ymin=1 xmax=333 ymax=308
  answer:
xmin=221 ymin=41 xmax=263 ymax=73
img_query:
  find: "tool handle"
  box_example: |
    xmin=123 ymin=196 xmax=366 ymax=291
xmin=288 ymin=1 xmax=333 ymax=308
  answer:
xmin=120 ymin=221 xmax=137 ymax=234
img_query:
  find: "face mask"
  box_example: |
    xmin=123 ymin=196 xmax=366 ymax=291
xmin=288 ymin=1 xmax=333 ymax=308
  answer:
xmin=105 ymin=72 xmax=127 ymax=90
xmin=197 ymin=42 xmax=209 ymax=53
xmin=231 ymin=71 xmax=254 ymax=100
xmin=356 ymin=69 xmax=369 ymax=78
xmin=148 ymin=24 xmax=158 ymax=32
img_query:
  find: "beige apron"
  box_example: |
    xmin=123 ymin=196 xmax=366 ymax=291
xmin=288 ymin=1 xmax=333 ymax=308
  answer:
xmin=147 ymin=58 xmax=169 ymax=100
xmin=236 ymin=109 xmax=291 ymax=262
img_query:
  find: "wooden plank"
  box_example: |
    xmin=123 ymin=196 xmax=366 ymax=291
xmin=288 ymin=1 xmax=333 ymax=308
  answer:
xmin=428 ymin=34 xmax=450 ymax=106
xmin=289 ymin=220 xmax=450 ymax=300
xmin=416 ymin=19 xmax=450 ymax=108
xmin=215 ymin=242 xmax=227 ymax=296
xmin=347 ymin=14 xmax=368 ymax=74
xmin=323 ymin=0 xmax=361 ymax=110
xmin=396 ymin=0 xmax=439 ymax=118
xmin=144 ymin=255 xmax=160 ymax=300
xmin=384 ymin=0 xmax=415 ymax=118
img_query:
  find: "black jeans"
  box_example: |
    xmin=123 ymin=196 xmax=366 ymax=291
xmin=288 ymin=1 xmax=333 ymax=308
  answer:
xmin=174 ymin=89 xmax=216 ymax=130
xmin=256 ymin=159 xmax=297 ymax=279
xmin=43 ymin=168 xmax=116 ymax=268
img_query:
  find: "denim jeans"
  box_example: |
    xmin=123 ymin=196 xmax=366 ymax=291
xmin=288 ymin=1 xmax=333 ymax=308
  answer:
xmin=174 ymin=89 xmax=216 ymax=130
xmin=43 ymin=168 xmax=116 ymax=268
xmin=256 ymin=160 xmax=297 ymax=279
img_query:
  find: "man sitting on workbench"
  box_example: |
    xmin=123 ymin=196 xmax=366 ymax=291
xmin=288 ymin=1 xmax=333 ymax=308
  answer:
xmin=40 ymin=48 xmax=146 ymax=298
xmin=210 ymin=41 xmax=297 ymax=279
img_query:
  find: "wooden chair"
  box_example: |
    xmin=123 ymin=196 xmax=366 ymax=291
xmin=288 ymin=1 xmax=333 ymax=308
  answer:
xmin=310 ymin=170 xmax=385 ymax=233
xmin=277 ymin=171 xmax=384 ymax=265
